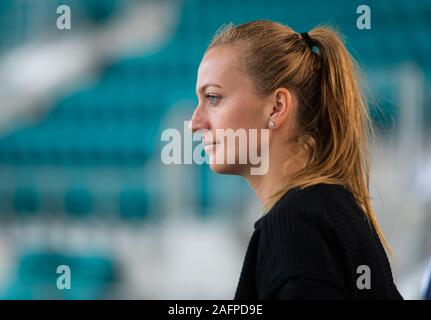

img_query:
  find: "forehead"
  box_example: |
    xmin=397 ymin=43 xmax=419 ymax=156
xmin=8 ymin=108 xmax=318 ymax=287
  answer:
xmin=196 ymin=46 xmax=245 ymax=90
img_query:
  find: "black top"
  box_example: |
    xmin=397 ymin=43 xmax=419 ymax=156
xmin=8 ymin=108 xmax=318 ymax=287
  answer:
xmin=234 ymin=183 xmax=403 ymax=300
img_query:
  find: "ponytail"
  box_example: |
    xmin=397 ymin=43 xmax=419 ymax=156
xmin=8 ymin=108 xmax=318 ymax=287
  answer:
xmin=306 ymin=27 xmax=390 ymax=253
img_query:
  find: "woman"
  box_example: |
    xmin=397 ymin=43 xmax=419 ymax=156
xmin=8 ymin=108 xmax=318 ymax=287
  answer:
xmin=189 ymin=20 xmax=403 ymax=300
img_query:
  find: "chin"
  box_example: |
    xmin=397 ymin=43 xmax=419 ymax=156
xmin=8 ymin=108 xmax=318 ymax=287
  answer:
xmin=209 ymin=163 xmax=232 ymax=174
xmin=208 ymin=161 xmax=246 ymax=176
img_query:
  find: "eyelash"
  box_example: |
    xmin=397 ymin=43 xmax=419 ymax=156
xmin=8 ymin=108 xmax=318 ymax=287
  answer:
xmin=206 ymin=94 xmax=220 ymax=106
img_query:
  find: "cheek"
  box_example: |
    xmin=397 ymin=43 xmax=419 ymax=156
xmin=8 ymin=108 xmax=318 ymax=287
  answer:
xmin=219 ymin=103 xmax=264 ymax=158
xmin=218 ymin=98 xmax=263 ymax=131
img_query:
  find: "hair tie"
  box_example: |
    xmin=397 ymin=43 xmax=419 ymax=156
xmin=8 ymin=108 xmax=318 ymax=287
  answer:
xmin=300 ymin=32 xmax=314 ymax=50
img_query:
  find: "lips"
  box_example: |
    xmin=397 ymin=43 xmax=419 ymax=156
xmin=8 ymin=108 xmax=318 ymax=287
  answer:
xmin=202 ymin=140 xmax=220 ymax=146
xmin=203 ymin=141 xmax=220 ymax=153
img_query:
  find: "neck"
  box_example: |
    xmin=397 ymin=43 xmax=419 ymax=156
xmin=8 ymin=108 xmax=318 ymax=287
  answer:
xmin=243 ymin=142 xmax=305 ymax=205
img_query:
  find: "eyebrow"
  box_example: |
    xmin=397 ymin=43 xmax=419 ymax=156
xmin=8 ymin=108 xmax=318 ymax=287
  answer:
xmin=196 ymin=83 xmax=222 ymax=94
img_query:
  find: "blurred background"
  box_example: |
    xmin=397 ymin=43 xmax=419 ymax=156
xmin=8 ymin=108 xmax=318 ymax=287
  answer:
xmin=0 ymin=0 xmax=430 ymax=299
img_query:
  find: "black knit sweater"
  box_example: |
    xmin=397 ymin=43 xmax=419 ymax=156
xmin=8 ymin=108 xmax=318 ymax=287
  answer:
xmin=234 ymin=183 xmax=403 ymax=300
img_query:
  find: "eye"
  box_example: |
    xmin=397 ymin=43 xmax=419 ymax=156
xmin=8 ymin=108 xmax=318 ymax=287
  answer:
xmin=206 ymin=94 xmax=220 ymax=106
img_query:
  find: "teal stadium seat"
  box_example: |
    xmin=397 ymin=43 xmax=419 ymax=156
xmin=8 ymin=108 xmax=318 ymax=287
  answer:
xmin=0 ymin=251 xmax=117 ymax=300
xmin=13 ymin=187 xmax=39 ymax=215
xmin=64 ymin=188 xmax=92 ymax=217
xmin=119 ymin=187 xmax=150 ymax=220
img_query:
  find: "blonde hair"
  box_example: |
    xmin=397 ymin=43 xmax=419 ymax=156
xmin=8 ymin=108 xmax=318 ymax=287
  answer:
xmin=208 ymin=20 xmax=390 ymax=254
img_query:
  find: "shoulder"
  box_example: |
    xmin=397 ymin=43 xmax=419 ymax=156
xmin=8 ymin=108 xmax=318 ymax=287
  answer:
xmin=254 ymin=183 xmax=352 ymax=298
xmin=255 ymin=183 xmax=353 ymax=230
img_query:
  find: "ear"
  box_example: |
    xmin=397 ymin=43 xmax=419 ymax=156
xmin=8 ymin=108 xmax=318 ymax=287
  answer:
xmin=268 ymin=88 xmax=292 ymax=129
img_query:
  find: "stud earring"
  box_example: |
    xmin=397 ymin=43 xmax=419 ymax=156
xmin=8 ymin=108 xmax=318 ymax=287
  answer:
xmin=268 ymin=120 xmax=275 ymax=128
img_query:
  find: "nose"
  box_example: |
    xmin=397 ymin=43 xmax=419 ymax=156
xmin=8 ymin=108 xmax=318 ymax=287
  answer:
xmin=189 ymin=104 xmax=210 ymax=134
